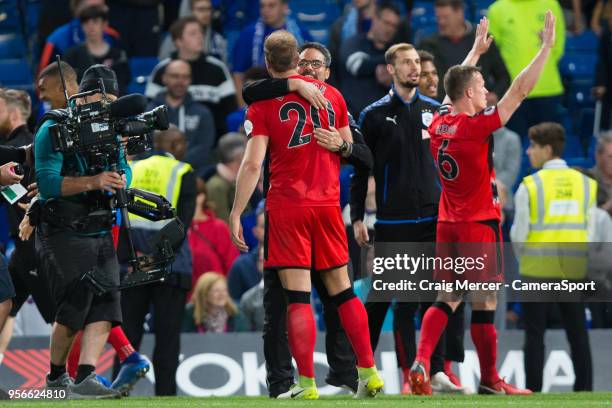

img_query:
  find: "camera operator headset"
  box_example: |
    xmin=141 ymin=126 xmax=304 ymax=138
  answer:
xmin=34 ymin=64 xmax=130 ymax=395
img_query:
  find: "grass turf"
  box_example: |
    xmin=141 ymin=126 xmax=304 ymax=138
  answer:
xmin=6 ymin=393 xmax=612 ymax=407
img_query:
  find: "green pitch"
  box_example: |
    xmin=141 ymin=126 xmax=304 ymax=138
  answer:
xmin=7 ymin=393 xmax=612 ymax=407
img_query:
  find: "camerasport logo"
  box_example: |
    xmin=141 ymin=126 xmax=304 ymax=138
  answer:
xmin=2 ymin=349 xmax=116 ymax=388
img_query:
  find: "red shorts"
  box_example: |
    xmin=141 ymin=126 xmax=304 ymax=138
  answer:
xmin=435 ymin=220 xmax=504 ymax=283
xmin=265 ymin=206 xmax=348 ymax=271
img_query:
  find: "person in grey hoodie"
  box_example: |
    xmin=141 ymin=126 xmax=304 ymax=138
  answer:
xmin=148 ymin=59 xmax=216 ymax=170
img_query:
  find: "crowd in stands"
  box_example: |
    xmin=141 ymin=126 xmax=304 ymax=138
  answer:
xmin=0 ymin=0 xmax=611 ymax=335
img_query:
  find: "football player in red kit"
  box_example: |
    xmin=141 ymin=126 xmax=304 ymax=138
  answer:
xmin=229 ymin=30 xmax=383 ymax=399
xmin=410 ymin=12 xmax=557 ymax=395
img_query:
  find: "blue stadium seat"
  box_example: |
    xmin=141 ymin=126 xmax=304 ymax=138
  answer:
xmin=0 ymin=58 xmax=33 ymax=89
xmin=563 ymin=133 xmax=585 ymax=159
xmin=221 ymin=0 xmax=259 ymax=31
xmin=290 ymin=0 xmax=340 ymax=45
xmin=559 ymin=53 xmax=598 ymax=79
xmin=290 ymin=0 xmax=340 ymax=22
xmin=0 ymin=0 xmax=22 ymax=34
xmin=470 ymin=0 xmax=495 ymax=21
xmin=0 ymin=33 xmax=27 ymax=58
xmin=565 ymin=79 xmax=596 ymax=110
xmin=587 ymin=134 xmax=598 ymax=158
xmin=127 ymin=56 xmax=159 ymax=95
xmin=411 ymin=1 xmax=436 ymax=30
xmin=306 ymin=23 xmax=331 ymax=45
xmin=566 ymin=156 xmax=594 ymax=169
xmin=225 ymin=29 xmax=240 ymax=66
xmin=23 ymin=0 xmax=40 ymax=37
xmin=413 ymin=24 xmax=438 ymax=45
xmin=576 ymin=108 xmax=595 ymax=141
xmin=129 ymin=56 xmax=159 ymax=78
xmin=565 ymin=30 xmax=599 ymax=54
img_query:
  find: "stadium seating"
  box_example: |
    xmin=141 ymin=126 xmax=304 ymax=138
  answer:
xmin=470 ymin=0 xmax=496 ymax=20
xmin=411 ymin=1 xmax=436 ymax=30
xmin=289 ymin=0 xmax=341 ymax=45
xmin=0 ymin=58 xmax=33 ymax=90
xmin=566 ymin=156 xmax=595 ymax=169
xmin=22 ymin=0 xmax=40 ymax=38
xmin=563 ymin=133 xmax=585 ymax=159
xmin=413 ymin=24 xmax=438 ymax=45
xmin=559 ymin=53 xmax=598 ymax=80
xmin=0 ymin=33 xmax=27 ymax=58
xmin=576 ymin=108 xmax=596 ymax=142
xmin=127 ymin=56 xmax=159 ymax=95
xmin=0 ymin=0 xmax=22 ymax=35
xmin=565 ymin=79 xmax=597 ymax=111
xmin=565 ymin=30 xmax=599 ymax=54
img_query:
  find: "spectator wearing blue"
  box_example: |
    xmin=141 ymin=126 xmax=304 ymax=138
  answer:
xmin=38 ymin=0 xmax=121 ymax=76
xmin=231 ymin=0 xmax=312 ymax=106
xmin=338 ymin=2 xmax=401 ymax=116
xmin=146 ymin=16 xmax=237 ymax=138
xmin=148 ymin=59 xmax=216 ymax=170
xmin=227 ymin=200 xmax=265 ymax=302
xmin=160 ymin=0 xmax=228 ymax=64
xmin=64 ymin=4 xmax=130 ymax=96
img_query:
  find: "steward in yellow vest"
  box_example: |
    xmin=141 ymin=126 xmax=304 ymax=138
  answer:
xmin=510 ymin=122 xmax=594 ymax=392
xmin=512 ymin=127 xmax=597 ymax=280
xmin=120 ymin=127 xmax=197 ymax=394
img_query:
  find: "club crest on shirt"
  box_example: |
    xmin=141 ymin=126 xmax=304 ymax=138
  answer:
xmin=422 ymin=111 xmax=433 ymax=127
xmin=244 ymin=119 xmax=253 ymax=136
xmin=484 ymin=106 xmax=497 ymax=116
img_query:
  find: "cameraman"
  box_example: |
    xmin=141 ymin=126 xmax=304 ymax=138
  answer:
xmin=35 ymin=64 xmax=131 ymax=398
xmin=30 ymin=61 xmax=150 ymax=395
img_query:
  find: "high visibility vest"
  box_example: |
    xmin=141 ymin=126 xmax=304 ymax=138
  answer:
xmin=128 ymin=155 xmax=192 ymax=230
xmin=520 ymin=167 xmax=597 ymax=280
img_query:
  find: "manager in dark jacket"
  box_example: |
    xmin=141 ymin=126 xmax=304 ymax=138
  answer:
xmin=350 ymin=42 xmax=448 ymax=392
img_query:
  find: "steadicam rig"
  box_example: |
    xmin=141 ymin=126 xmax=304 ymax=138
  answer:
xmin=82 ymin=188 xmax=186 ymax=295
xmin=47 ymin=56 xmax=183 ymax=294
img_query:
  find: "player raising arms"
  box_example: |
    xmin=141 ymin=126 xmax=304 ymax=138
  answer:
xmin=410 ymin=12 xmax=557 ymax=395
xmin=229 ymin=30 xmax=383 ymax=399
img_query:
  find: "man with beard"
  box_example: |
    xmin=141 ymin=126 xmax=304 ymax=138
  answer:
xmin=231 ymin=30 xmax=382 ymax=400
xmin=241 ymin=41 xmax=373 ymax=397
xmin=350 ymin=43 xmax=452 ymax=394
xmin=0 ymin=89 xmax=55 ymax=355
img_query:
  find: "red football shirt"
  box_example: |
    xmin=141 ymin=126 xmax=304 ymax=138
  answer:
xmin=245 ymin=75 xmax=349 ymax=210
xmin=428 ymin=105 xmax=503 ymax=222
